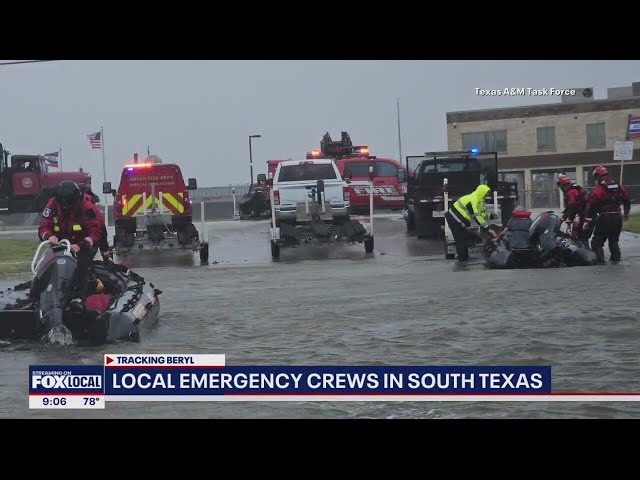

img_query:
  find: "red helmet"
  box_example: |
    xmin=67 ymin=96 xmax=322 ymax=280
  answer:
xmin=556 ymin=174 xmax=572 ymax=187
xmin=593 ymin=166 xmax=608 ymax=178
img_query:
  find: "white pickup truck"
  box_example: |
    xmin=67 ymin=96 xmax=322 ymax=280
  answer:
xmin=271 ymin=159 xmax=350 ymax=225
xmin=268 ymin=158 xmax=374 ymax=259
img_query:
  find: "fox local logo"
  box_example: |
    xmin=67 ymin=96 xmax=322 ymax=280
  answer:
xmin=31 ymin=370 xmax=103 ymax=389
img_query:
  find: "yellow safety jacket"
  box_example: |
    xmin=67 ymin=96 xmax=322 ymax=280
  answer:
xmin=450 ymin=184 xmax=491 ymax=228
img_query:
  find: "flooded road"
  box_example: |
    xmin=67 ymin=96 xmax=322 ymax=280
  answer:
xmin=3 ymin=213 xmax=640 ymax=418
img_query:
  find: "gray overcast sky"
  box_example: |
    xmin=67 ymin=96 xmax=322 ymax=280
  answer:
xmin=1 ymin=60 xmax=639 ymax=188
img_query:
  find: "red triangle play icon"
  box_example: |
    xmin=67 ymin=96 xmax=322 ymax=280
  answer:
xmin=106 ymin=356 xmax=114 ymax=365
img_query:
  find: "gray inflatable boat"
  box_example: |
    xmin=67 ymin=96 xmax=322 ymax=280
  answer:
xmin=0 ymin=240 xmax=161 ymax=345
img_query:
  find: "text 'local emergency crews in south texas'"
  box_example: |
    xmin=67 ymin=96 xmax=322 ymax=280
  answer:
xmin=444 ymin=184 xmax=497 ymax=261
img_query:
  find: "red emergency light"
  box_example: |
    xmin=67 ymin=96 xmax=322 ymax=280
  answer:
xmin=124 ymin=163 xmax=154 ymax=169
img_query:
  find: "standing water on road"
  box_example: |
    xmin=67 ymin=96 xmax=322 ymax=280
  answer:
xmin=2 ymin=216 xmax=640 ymax=418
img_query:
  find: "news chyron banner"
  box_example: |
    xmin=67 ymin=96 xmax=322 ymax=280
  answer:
xmin=28 ymin=354 xmax=560 ymax=409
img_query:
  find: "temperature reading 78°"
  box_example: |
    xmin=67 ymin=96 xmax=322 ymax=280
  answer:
xmin=29 ymin=395 xmax=105 ymax=409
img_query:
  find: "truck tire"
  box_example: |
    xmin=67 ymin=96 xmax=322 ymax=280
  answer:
xmin=271 ymin=241 xmax=280 ymax=260
xmin=416 ymin=204 xmax=437 ymax=239
xmin=199 ymin=242 xmax=209 ymax=264
xmin=406 ymin=211 xmax=415 ymax=232
xmin=364 ymin=237 xmax=374 ymax=253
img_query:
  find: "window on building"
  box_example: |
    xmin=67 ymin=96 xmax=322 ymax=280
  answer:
xmin=461 ymin=130 xmax=507 ymax=153
xmin=536 ymin=126 xmax=556 ymax=151
xmin=586 ymin=122 xmax=606 ymax=149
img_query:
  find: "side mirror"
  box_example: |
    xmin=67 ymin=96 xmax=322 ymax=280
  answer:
xmin=397 ymin=170 xmax=407 ymax=183
xmin=187 ymin=178 xmax=197 ymax=190
xmin=102 ymin=182 xmax=112 ymax=195
xmin=344 ymin=170 xmax=353 ymax=180
xmin=257 ymin=173 xmax=267 ymax=183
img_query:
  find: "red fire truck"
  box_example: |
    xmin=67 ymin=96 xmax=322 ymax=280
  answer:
xmin=103 ymin=154 xmax=207 ymax=262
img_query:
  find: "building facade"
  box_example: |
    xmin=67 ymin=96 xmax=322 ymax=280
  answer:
xmin=447 ymin=82 xmax=640 ymax=207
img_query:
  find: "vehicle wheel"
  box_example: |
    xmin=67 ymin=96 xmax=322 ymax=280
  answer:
xmin=271 ymin=241 xmax=280 ymax=260
xmin=364 ymin=237 xmax=374 ymax=253
xmin=199 ymin=242 xmax=209 ymax=264
xmin=444 ymin=243 xmax=455 ymax=260
xmin=406 ymin=212 xmax=415 ymax=231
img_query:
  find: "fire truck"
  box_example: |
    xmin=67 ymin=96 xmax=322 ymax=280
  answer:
xmin=0 ymin=142 xmax=91 ymax=214
xmin=305 ymin=132 xmax=407 ymax=213
xmin=103 ymin=154 xmax=208 ymax=262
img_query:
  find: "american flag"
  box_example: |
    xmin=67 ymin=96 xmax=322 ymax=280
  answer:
xmin=87 ymin=131 xmax=102 ymax=149
xmin=44 ymin=151 xmax=59 ymax=167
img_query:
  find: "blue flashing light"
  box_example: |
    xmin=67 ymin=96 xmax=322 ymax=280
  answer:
xmin=127 ymin=167 xmax=134 ymax=172
xmin=470 ymin=147 xmax=480 ymax=154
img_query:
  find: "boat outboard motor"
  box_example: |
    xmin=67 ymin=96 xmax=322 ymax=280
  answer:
xmin=529 ymin=211 xmax=565 ymax=267
xmin=30 ymin=241 xmax=78 ymax=335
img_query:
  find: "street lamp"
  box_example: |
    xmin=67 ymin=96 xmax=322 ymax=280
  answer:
xmin=249 ymin=134 xmax=262 ymax=185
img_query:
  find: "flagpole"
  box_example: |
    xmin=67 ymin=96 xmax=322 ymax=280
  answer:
xmin=101 ymin=126 xmax=107 ymax=225
xmin=59 ymin=147 xmax=62 ymax=171
xmin=396 ymin=98 xmax=403 ymax=164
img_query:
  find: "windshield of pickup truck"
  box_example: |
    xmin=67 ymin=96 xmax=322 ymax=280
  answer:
xmin=278 ymin=163 xmax=338 ymax=182
xmin=420 ymin=160 xmax=480 ymax=173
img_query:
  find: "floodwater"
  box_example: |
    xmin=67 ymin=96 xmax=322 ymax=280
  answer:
xmin=2 ymin=213 xmax=640 ymax=418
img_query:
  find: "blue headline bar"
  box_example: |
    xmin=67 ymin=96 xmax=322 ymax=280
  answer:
xmin=104 ymin=366 xmax=551 ymax=395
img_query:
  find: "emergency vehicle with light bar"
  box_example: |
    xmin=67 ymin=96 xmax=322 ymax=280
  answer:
xmin=103 ymin=154 xmax=207 ymax=260
xmin=305 ymin=132 xmax=408 ymax=213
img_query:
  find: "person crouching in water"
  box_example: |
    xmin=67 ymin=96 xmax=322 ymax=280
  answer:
xmin=494 ymin=206 xmax=533 ymax=250
xmin=444 ymin=184 xmax=497 ymax=262
xmin=556 ymin=174 xmax=589 ymax=245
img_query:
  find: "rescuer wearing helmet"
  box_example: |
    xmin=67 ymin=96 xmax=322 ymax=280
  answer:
xmin=494 ymin=206 xmax=533 ymax=250
xmin=556 ymin=174 xmax=589 ymax=243
xmin=444 ymin=184 xmax=497 ymax=261
xmin=584 ymin=166 xmax=631 ymax=262
xmin=38 ymin=181 xmax=104 ymax=310
xmin=78 ymin=183 xmax=111 ymax=261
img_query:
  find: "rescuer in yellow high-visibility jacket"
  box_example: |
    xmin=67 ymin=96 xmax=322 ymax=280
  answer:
xmin=444 ymin=184 xmax=497 ymax=261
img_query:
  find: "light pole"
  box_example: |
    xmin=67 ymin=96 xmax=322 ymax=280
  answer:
xmin=249 ymin=134 xmax=262 ymax=185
